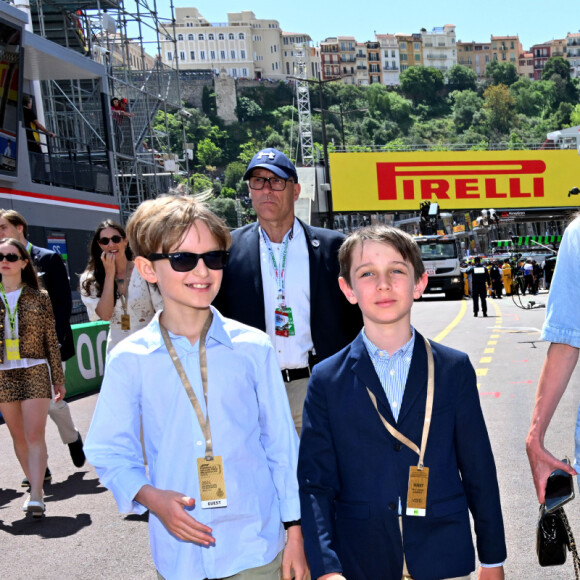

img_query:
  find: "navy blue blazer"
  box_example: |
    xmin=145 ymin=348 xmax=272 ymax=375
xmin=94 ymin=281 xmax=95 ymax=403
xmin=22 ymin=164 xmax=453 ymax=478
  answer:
xmin=30 ymin=244 xmax=75 ymax=361
xmin=212 ymin=220 xmax=362 ymax=362
xmin=298 ymin=331 xmax=507 ymax=580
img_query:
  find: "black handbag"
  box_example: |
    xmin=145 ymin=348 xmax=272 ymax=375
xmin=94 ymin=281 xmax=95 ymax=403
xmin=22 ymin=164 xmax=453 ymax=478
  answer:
xmin=537 ymin=504 xmax=580 ymax=577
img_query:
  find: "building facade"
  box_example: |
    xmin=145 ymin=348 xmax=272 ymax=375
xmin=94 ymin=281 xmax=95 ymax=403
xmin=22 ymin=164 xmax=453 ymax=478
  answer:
xmin=456 ymin=40 xmax=491 ymax=78
xmin=320 ymin=37 xmax=340 ymax=80
xmin=282 ymin=31 xmax=316 ymax=77
xmin=162 ymin=8 xmax=311 ymax=81
xmin=366 ymin=41 xmax=382 ymax=84
xmin=354 ymin=42 xmax=369 ymax=85
xmin=338 ymin=36 xmax=356 ymax=83
xmin=530 ymin=41 xmax=551 ymax=80
xmin=396 ymin=33 xmax=423 ymax=72
xmin=376 ymin=34 xmax=400 ymax=86
xmin=567 ymin=33 xmax=580 ymax=78
xmin=518 ymin=51 xmax=534 ymax=79
xmin=491 ymin=35 xmax=522 ymax=66
xmin=421 ymin=25 xmax=457 ymax=74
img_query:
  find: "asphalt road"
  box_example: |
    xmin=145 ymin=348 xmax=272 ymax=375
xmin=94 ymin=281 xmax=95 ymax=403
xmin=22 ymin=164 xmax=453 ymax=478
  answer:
xmin=1 ymin=290 xmax=579 ymax=579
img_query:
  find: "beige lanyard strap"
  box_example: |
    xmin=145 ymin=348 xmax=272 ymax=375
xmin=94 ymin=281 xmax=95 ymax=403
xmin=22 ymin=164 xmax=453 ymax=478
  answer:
xmin=160 ymin=312 xmax=214 ymax=459
xmin=118 ymin=261 xmax=133 ymax=317
xmin=366 ymin=336 xmax=434 ymax=470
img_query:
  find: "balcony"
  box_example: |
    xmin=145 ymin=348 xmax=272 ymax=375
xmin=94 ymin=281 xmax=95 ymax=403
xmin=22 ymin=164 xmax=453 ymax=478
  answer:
xmin=424 ymin=42 xmax=433 ymax=47
xmin=426 ymin=53 xmax=447 ymax=59
xmin=356 ymin=65 xmax=367 ymax=70
xmin=383 ymin=65 xmax=399 ymax=71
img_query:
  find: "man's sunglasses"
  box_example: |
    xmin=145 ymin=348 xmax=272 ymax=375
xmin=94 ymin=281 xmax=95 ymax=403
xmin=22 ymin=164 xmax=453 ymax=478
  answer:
xmin=0 ymin=253 xmax=24 ymax=263
xmin=98 ymin=235 xmax=124 ymax=246
xmin=148 ymin=251 xmax=229 ymax=272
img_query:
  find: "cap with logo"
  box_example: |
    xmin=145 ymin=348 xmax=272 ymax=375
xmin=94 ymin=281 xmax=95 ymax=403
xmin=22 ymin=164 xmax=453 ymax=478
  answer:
xmin=244 ymin=148 xmax=298 ymax=183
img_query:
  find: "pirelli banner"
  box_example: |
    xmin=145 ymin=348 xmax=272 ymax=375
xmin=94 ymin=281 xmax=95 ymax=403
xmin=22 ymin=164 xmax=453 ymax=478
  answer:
xmin=329 ymin=150 xmax=580 ymax=211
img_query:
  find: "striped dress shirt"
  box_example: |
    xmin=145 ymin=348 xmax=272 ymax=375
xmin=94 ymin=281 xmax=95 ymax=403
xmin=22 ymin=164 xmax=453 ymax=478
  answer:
xmin=362 ymin=327 xmax=415 ymax=422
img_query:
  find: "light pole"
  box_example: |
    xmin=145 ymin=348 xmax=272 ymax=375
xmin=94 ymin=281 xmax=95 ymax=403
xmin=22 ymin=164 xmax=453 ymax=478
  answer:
xmin=288 ymin=74 xmax=343 ymax=228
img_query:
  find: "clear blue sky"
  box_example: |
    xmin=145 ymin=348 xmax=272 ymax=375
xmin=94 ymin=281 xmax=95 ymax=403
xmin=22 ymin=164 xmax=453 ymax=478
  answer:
xmin=171 ymin=0 xmax=580 ymax=51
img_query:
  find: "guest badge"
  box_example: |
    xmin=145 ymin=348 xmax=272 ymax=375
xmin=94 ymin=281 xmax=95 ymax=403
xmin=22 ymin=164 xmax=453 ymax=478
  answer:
xmin=406 ymin=466 xmax=429 ymax=516
xmin=5 ymin=338 xmax=20 ymax=360
xmin=121 ymin=314 xmax=131 ymax=331
xmin=197 ymin=456 xmax=227 ymax=508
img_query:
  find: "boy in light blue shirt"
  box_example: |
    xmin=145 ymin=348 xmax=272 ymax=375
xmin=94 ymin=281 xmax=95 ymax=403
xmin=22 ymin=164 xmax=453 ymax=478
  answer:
xmin=85 ymin=196 xmax=307 ymax=580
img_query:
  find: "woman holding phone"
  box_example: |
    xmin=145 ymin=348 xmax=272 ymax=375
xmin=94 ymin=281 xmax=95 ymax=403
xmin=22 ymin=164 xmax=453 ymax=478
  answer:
xmin=0 ymin=237 xmax=65 ymax=517
xmin=80 ymin=220 xmax=162 ymax=354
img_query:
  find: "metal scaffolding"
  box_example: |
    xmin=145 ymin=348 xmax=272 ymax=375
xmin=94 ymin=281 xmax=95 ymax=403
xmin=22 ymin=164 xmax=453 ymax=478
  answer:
xmin=27 ymin=0 xmax=183 ymax=221
xmin=294 ymin=43 xmax=314 ymax=167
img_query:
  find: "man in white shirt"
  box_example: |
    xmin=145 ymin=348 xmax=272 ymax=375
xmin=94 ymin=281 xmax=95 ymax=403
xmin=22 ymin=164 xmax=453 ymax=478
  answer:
xmin=213 ymin=148 xmax=362 ymax=433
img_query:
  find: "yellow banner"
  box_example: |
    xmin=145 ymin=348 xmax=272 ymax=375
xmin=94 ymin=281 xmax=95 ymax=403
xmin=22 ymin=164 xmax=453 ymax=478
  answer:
xmin=329 ymin=150 xmax=580 ymax=211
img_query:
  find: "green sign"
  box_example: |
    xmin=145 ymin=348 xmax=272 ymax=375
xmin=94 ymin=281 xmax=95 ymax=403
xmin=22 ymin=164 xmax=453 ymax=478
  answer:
xmin=64 ymin=321 xmax=109 ymax=397
xmin=492 ymin=236 xmax=562 ymax=248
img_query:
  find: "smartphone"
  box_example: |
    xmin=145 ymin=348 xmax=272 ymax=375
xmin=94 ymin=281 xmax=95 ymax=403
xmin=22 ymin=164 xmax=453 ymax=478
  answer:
xmin=545 ymin=458 xmax=575 ymax=513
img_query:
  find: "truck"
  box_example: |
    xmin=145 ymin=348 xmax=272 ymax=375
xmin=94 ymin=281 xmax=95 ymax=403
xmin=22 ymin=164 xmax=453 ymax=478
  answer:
xmin=414 ymin=234 xmax=464 ymax=300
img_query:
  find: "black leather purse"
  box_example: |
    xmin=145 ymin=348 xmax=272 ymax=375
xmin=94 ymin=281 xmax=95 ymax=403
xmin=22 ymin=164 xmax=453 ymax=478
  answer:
xmin=537 ymin=504 xmax=580 ymax=577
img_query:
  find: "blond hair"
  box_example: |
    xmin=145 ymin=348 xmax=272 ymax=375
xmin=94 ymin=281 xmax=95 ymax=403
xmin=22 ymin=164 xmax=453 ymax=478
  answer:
xmin=126 ymin=195 xmax=231 ymax=257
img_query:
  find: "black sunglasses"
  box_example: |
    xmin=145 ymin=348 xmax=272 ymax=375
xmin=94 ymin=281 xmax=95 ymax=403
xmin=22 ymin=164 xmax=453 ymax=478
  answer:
xmin=0 ymin=253 xmax=23 ymax=263
xmin=98 ymin=235 xmax=124 ymax=246
xmin=148 ymin=251 xmax=229 ymax=272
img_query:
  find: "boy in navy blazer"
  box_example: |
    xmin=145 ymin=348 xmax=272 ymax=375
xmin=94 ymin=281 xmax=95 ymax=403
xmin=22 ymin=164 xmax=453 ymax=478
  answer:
xmin=298 ymin=226 xmax=506 ymax=580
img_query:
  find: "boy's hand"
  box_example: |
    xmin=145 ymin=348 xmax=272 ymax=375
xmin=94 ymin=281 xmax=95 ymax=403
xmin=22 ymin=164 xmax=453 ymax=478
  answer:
xmin=478 ymin=565 xmax=504 ymax=580
xmin=135 ymin=486 xmax=215 ymax=545
xmin=282 ymin=526 xmax=309 ymax=580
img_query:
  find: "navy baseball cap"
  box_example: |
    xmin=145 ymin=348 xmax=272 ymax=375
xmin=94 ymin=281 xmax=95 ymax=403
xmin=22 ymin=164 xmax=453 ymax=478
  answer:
xmin=244 ymin=148 xmax=298 ymax=182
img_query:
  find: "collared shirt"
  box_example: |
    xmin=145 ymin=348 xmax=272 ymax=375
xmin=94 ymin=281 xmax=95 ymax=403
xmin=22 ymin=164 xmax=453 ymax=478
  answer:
xmin=361 ymin=327 xmax=504 ymax=569
xmin=543 ymin=216 xmax=580 ymax=347
xmin=84 ymin=308 xmax=300 ymax=580
xmin=260 ymin=217 xmax=313 ymax=369
xmin=362 ymin=328 xmax=415 ymax=421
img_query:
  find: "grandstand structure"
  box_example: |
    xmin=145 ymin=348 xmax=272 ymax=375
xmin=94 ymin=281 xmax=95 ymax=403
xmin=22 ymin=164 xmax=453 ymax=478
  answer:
xmin=24 ymin=0 xmax=183 ymax=221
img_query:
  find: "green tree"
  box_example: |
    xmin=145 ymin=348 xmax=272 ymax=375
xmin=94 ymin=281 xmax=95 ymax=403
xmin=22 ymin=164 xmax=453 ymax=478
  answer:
xmin=238 ymin=141 xmax=260 ymax=164
xmin=571 ymin=103 xmax=580 ymax=125
xmin=510 ymin=77 xmax=555 ymax=117
xmin=486 ymin=61 xmax=518 ymax=86
xmin=224 ymin=161 xmax=247 ymax=189
xmin=542 ymin=57 xmax=572 ymax=83
xmin=235 ymin=97 xmax=263 ymax=123
xmin=196 ymin=138 xmax=222 ymax=168
xmin=202 ymin=86 xmax=216 ymax=116
xmin=446 ymin=65 xmax=478 ymax=92
xmin=219 ymin=187 xmax=237 ymax=199
xmin=207 ymin=197 xmax=238 ymax=228
xmin=450 ymin=90 xmax=484 ymax=131
xmin=189 ymin=173 xmax=213 ymax=193
xmin=483 ymin=84 xmax=517 ymax=135
xmin=399 ymin=66 xmax=444 ymax=105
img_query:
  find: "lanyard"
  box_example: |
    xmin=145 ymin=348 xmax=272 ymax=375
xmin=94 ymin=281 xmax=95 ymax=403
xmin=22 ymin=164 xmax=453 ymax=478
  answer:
xmin=366 ymin=336 xmax=434 ymax=470
xmin=118 ymin=261 xmax=133 ymax=317
xmin=0 ymin=284 xmax=23 ymax=340
xmin=160 ymin=312 xmax=214 ymax=460
xmin=260 ymin=226 xmax=293 ymax=306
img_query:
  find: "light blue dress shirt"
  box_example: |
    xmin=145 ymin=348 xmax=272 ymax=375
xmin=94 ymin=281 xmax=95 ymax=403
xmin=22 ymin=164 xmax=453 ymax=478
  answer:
xmin=542 ymin=216 xmax=580 ymax=477
xmin=362 ymin=327 xmax=415 ymax=421
xmin=85 ymin=308 xmax=300 ymax=580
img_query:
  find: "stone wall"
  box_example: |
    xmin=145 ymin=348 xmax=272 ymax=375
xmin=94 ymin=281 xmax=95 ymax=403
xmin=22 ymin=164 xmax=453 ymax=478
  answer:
xmin=178 ymin=75 xmax=288 ymax=120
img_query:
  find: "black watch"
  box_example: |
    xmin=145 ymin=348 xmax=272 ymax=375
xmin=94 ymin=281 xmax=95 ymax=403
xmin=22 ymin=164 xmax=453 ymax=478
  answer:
xmin=283 ymin=519 xmax=301 ymax=530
